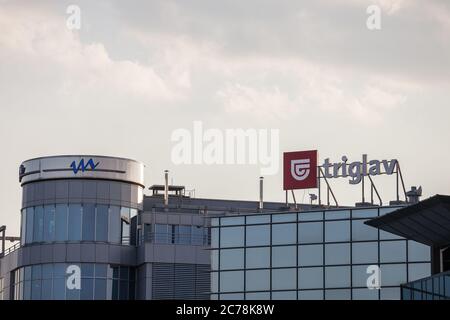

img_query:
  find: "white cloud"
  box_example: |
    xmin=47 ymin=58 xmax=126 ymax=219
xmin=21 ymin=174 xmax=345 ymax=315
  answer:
xmin=0 ymin=4 xmax=177 ymax=105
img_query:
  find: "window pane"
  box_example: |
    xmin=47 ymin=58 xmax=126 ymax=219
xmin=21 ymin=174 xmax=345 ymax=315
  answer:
xmin=192 ymin=226 xmax=203 ymax=245
xmin=246 ymin=270 xmax=270 ymax=291
xmin=324 ymin=210 xmax=350 ymax=220
xmin=380 ymin=264 xmax=406 ymax=286
xmin=325 ymin=221 xmax=350 ymax=242
xmin=68 ymin=204 xmax=82 ymax=241
xmin=408 ymin=263 xmax=431 ymax=282
xmin=81 ymin=278 xmax=94 ymax=300
xmin=352 ymin=242 xmax=378 ymax=264
xmin=352 ymin=265 xmax=375 ymax=287
xmin=246 ymin=292 xmax=270 ymax=300
xmin=325 ymin=266 xmax=350 ymax=288
xmin=21 ymin=209 xmax=26 ymax=245
xmin=220 ymin=271 xmax=244 ymax=292
xmin=221 ymin=216 xmax=245 ymax=226
xmin=246 ymin=225 xmax=270 ymax=246
xmin=31 ymin=280 xmax=41 ymax=300
xmin=352 ymin=208 xmax=378 ymax=219
xmin=43 ymin=205 xmax=55 ymax=242
xmin=94 ymin=279 xmax=107 ymax=300
xmin=96 ymin=205 xmax=108 ymax=242
xmin=220 ymin=249 xmax=244 ymax=270
xmin=25 ymin=207 xmax=34 ymax=244
xmin=380 ymin=287 xmax=400 ymax=300
xmin=108 ymin=206 xmax=121 ymax=244
xmin=272 ymin=224 xmax=296 ymax=245
xmin=246 ymin=247 xmax=270 ymax=269
xmin=176 ymin=225 xmax=191 ymax=245
xmin=55 ymin=204 xmax=67 ymax=241
xmin=299 ymin=244 xmax=323 ymax=267
xmin=298 ymin=267 xmax=323 ymax=289
xmin=220 ymin=227 xmax=244 ymax=248
xmin=298 ymin=290 xmax=323 ymax=300
xmin=272 ymin=268 xmax=296 ymax=290
xmin=272 ymin=214 xmax=296 ymax=222
xmin=325 ymin=289 xmax=350 ymax=300
xmin=272 ymin=246 xmax=296 ymax=267
xmin=82 ymin=204 xmax=95 ymax=241
xmin=380 ymin=241 xmax=406 ymax=263
xmin=408 ymin=241 xmax=430 ymax=262
xmin=325 ymin=243 xmax=350 ymax=265
xmin=298 ymin=222 xmax=322 ymax=243
xmin=298 ymin=211 xmax=323 ymax=221
xmin=41 ymin=279 xmax=52 ymax=299
xmin=352 ymin=219 xmax=378 ymax=241
xmin=246 ymin=215 xmax=270 ymax=224
xmin=272 ymin=291 xmax=296 ymax=300
xmin=53 ymin=278 xmax=65 ymax=300
xmin=33 ymin=206 xmax=44 ymax=242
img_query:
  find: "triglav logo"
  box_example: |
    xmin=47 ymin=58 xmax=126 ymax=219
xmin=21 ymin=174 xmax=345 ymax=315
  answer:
xmin=290 ymin=159 xmax=311 ymax=181
xmin=283 ymin=150 xmax=318 ymax=190
xmin=70 ymin=158 xmax=99 ymax=174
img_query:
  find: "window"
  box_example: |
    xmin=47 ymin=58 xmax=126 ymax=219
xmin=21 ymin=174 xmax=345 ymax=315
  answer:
xmin=298 ymin=290 xmax=323 ymax=300
xmin=272 ymin=268 xmax=296 ymax=290
xmin=272 ymin=246 xmax=296 ymax=267
xmin=299 ymin=244 xmax=323 ymax=267
xmin=408 ymin=263 xmax=430 ymax=282
xmin=154 ymin=224 xmax=169 ymax=244
xmin=272 ymin=224 xmax=296 ymax=245
xmin=352 ymin=242 xmax=378 ymax=264
xmin=380 ymin=264 xmax=406 ymax=286
xmin=325 ymin=243 xmax=350 ymax=265
xmin=21 ymin=209 xmax=26 ymax=245
xmin=25 ymin=207 xmax=34 ymax=244
xmin=246 ymin=247 xmax=270 ymax=269
xmin=272 ymin=291 xmax=296 ymax=300
xmin=175 ymin=225 xmax=191 ymax=245
xmin=33 ymin=206 xmax=44 ymax=242
xmin=55 ymin=204 xmax=67 ymax=241
xmin=96 ymin=205 xmax=108 ymax=242
xmin=220 ymin=271 xmax=244 ymax=292
xmin=246 ymin=225 xmax=270 ymax=246
xmin=43 ymin=205 xmax=55 ymax=242
xmin=82 ymin=204 xmax=95 ymax=241
xmin=298 ymin=267 xmax=323 ymax=289
xmin=380 ymin=241 xmax=406 ymax=263
xmin=298 ymin=222 xmax=322 ymax=243
xmin=325 ymin=289 xmax=351 ymax=300
xmin=408 ymin=241 xmax=431 ymax=262
xmin=352 ymin=265 xmax=374 ymax=287
xmin=220 ymin=249 xmax=244 ymax=270
xmin=108 ymin=206 xmax=121 ymax=244
xmin=246 ymin=270 xmax=270 ymax=291
xmin=68 ymin=204 xmax=82 ymax=241
xmin=325 ymin=266 xmax=350 ymax=288
xmin=325 ymin=221 xmax=350 ymax=242
xmin=220 ymin=227 xmax=244 ymax=248
xmin=352 ymin=219 xmax=378 ymax=241
xmin=192 ymin=226 xmax=203 ymax=245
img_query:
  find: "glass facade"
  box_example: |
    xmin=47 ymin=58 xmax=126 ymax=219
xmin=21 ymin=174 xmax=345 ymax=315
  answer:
xmin=401 ymin=271 xmax=450 ymax=300
xmin=11 ymin=263 xmax=135 ymax=300
xmin=20 ymin=204 xmax=137 ymax=246
xmin=142 ymin=223 xmax=210 ymax=246
xmin=211 ymin=207 xmax=432 ymax=300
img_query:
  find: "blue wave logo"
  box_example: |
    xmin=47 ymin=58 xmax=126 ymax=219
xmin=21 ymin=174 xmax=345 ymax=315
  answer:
xmin=70 ymin=158 xmax=99 ymax=174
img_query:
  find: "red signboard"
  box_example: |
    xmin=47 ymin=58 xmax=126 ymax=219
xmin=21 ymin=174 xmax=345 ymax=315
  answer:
xmin=283 ymin=150 xmax=318 ymax=190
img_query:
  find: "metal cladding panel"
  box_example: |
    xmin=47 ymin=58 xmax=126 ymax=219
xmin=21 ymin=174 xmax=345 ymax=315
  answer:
xmin=19 ymin=155 xmax=144 ymax=187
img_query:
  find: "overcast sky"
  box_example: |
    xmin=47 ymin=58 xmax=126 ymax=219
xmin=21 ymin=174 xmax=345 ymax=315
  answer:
xmin=1 ymin=0 xmax=449 ymax=235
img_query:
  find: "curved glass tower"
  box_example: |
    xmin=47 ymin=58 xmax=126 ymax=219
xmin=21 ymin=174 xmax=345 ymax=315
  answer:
xmin=12 ymin=155 xmax=144 ymax=300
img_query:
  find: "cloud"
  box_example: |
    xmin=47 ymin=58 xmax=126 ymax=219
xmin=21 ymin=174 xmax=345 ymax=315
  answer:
xmin=0 ymin=3 xmax=177 ymax=106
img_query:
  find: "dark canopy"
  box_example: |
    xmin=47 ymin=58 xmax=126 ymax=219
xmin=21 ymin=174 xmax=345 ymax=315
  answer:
xmin=365 ymin=195 xmax=450 ymax=247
